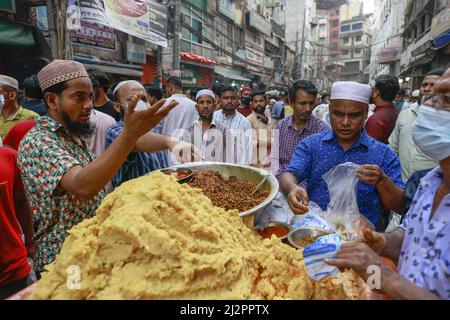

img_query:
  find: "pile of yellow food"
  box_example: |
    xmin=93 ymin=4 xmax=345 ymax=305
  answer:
xmin=29 ymin=172 xmax=361 ymax=300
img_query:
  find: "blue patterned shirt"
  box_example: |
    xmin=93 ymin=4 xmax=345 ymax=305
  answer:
xmin=398 ymin=167 xmax=450 ymax=299
xmin=284 ymin=129 xmax=404 ymax=224
xmin=105 ymin=122 xmax=167 ymax=188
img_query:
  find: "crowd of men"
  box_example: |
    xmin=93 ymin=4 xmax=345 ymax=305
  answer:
xmin=0 ymin=58 xmax=449 ymax=300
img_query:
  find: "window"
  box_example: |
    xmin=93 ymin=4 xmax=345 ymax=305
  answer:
xmin=341 ymin=49 xmax=349 ymax=56
xmin=355 ymin=35 xmax=362 ymax=42
xmin=343 ymin=37 xmax=349 ymax=44
xmin=341 ymin=24 xmax=350 ymax=32
xmin=179 ymin=2 xmax=213 ymax=56
xmin=354 ymin=48 xmax=362 ymax=54
xmin=331 ymin=31 xmax=339 ymax=39
xmin=332 ymin=20 xmax=339 ymax=27
xmin=352 ymin=23 xmax=363 ymax=30
xmin=319 ymin=37 xmax=326 ymax=43
xmin=191 ymin=18 xmax=202 ymax=43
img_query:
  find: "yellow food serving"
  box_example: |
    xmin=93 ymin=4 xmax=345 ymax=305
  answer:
xmin=29 ymin=172 xmax=360 ymax=300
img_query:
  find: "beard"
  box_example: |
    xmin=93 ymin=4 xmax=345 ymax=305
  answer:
xmin=199 ymin=113 xmax=213 ymax=121
xmin=61 ymin=110 xmax=94 ymax=139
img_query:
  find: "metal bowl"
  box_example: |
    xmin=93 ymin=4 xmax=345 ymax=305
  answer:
xmin=171 ymin=162 xmax=279 ymax=217
xmin=288 ymin=227 xmax=331 ymax=249
xmin=255 ymin=221 xmax=292 ymax=240
xmin=160 ymin=168 xmax=193 ymax=184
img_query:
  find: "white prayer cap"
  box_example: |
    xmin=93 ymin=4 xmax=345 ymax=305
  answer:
xmin=113 ymin=80 xmax=144 ymax=96
xmin=412 ymin=90 xmax=420 ymax=98
xmin=196 ymin=89 xmax=215 ymax=102
xmin=0 ymin=75 xmax=19 ymax=90
xmin=331 ymin=81 xmax=372 ymax=104
xmin=269 ymin=99 xmax=276 ymax=104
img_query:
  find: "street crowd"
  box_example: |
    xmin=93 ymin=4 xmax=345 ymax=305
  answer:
xmin=0 ymin=59 xmax=449 ymax=300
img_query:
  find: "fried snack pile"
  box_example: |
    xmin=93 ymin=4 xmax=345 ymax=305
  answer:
xmin=29 ymin=172 xmax=360 ymax=300
xmin=187 ymin=170 xmax=270 ymax=212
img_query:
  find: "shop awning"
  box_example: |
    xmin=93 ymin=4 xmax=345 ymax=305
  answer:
xmin=181 ymin=52 xmax=216 ymax=66
xmin=0 ymin=21 xmax=35 ymax=47
xmin=214 ymin=68 xmax=251 ymax=82
xmin=74 ymin=56 xmax=143 ymax=77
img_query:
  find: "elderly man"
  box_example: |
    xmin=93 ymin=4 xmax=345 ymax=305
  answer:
xmin=326 ymin=68 xmax=450 ymax=300
xmin=17 ymin=60 xmax=178 ymax=274
xmin=280 ymin=81 xmax=405 ymax=229
xmin=107 ymin=80 xmax=199 ymax=188
xmin=0 ymin=75 xmax=39 ymax=138
xmin=183 ymin=89 xmax=227 ymax=162
xmin=389 ymin=69 xmax=444 ymax=182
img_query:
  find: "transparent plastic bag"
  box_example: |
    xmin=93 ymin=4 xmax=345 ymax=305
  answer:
xmin=321 ymin=162 xmax=361 ymax=240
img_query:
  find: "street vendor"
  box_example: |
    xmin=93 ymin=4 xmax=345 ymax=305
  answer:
xmin=325 ymin=69 xmax=450 ymax=300
xmin=17 ymin=60 xmax=179 ymax=274
xmin=280 ymin=81 xmax=405 ymax=229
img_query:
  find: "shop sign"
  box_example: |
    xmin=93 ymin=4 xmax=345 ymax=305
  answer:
xmin=30 ymin=6 xmax=49 ymax=37
xmin=127 ymin=41 xmax=146 ymax=64
xmin=246 ymin=48 xmax=264 ymax=66
xmin=431 ymin=7 xmax=450 ymax=38
xmin=72 ymin=20 xmax=116 ymax=51
xmin=181 ymin=64 xmax=199 ymax=86
xmin=104 ymin=0 xmax=169 ymax=47
xmin=218 ymin=0 xmax=235 ymax=21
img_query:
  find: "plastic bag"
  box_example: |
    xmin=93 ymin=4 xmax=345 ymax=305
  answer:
xmin=321 ymin=162 xmax=362 ymax=240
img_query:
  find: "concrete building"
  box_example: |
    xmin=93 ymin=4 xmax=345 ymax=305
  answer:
xmin=284 ymin=0 xmax=318 ymax=81
xmin=370 ymin=0 xmax=407 ymax=82
xmin=338 ymin=13 xmax=373 ymax=83
xmin=399 ymin=0 xmax=450 ymax=90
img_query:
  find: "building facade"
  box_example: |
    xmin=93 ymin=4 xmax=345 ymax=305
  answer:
xmin=400 ymin=0 xmax=450 ymax=90
xmin=338 ymin=13 xmax=372 ymax=83
xmin=370 ymin=0 xmax=407 ymax=83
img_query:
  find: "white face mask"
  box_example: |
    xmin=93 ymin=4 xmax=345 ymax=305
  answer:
xmin=0 ymin=95 xmax=4 ymax=113
xmin=135 ymin=100 xmax=150 ymax=111
xmin=412 ymin=105 xmax=450 ymax=162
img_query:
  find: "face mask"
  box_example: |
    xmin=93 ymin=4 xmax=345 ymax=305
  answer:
xmin=241 ymin=97 xmax=251 ymax=107
xmin=135 ymin=100 xmax=150 ymax=111
xmin=412 ymin=105 xmax=450 ymax=162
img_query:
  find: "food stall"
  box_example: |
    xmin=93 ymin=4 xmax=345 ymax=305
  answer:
xmin=10 ymin=163 xmax=385 ymax=300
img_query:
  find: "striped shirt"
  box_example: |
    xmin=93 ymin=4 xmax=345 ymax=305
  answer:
xmin=160 ymin=94 xmax=199 ymax=166
xmin=270 ymin=115 xmax=329 ymax=178
xmin=213 ymin=110 xmax=253 ymax=165
xmin=105 ymin=122 xmax=166 ymax=188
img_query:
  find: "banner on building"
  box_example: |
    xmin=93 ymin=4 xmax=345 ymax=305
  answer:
xmin=72 ymin=20 xmax=116 ymax=51
xmin=76 ymin=0 xmax=109 ymax=25
xmin=103 ymin=0 xmax=168 ymax=47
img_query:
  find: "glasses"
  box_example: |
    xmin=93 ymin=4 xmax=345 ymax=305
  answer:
xmin=422 ymin=94 xmax=450 ymax=111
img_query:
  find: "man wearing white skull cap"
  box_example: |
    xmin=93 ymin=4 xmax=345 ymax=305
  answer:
xmin=0 ymin=75 xmax=39 ymax=138
xmin=280 ymin=81 xmax=405 ymax=231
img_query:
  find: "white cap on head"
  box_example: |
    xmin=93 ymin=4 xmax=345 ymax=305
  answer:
xmin=0 ymin=75 xmax=19 ymax=90
xmin=196 ymin=89 xmax=215 ymax=102
xmin=331 ymin=81 xmax=372 ymax=104
xmin=412 ymin=90 xmax=420 ymax=98
xmin=269 ymin=99 xmax=276 ymax=104
xmin=113 ymin=80 xmax=144 ymax=96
